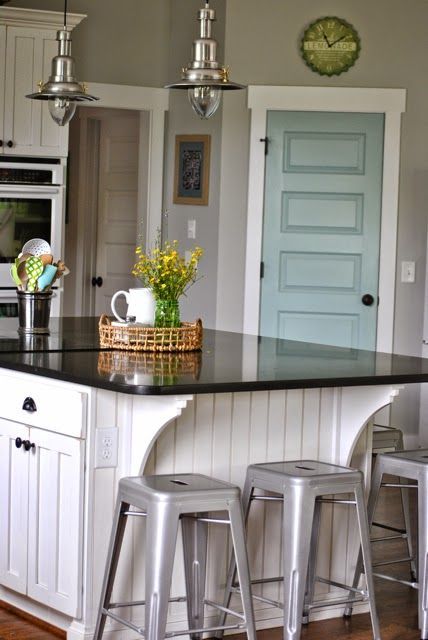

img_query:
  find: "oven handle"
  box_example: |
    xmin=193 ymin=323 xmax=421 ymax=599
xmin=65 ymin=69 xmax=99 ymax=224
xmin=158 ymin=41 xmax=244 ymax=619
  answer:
xmin=0 ymin=184 xmax=61 ymax=194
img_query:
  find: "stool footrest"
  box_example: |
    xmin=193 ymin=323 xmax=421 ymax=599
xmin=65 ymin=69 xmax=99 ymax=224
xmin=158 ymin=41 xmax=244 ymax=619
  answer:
xmin=307 ymin=596 xmax=366 ymax=612
xmin=372 ymin=556 xmax=414 ymax=568
xmin=315 ymin=575 xmax=366 ymax=596
xmin=380 ymin=483 xmax=417 ymax=489
xmin=372 ymin=521 xmax=407 ymax=534
xmin=372 ymin=571 xmax=418 ymax=589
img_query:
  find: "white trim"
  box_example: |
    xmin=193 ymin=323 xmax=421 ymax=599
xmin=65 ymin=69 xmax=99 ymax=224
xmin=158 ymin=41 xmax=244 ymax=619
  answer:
xmin=243 ymin=85 xmax=406 ymax=354
xmin=80 ymin=83 xmax=168 ymax=250
xmin=0 ymin=7 xmax=85 ymax=29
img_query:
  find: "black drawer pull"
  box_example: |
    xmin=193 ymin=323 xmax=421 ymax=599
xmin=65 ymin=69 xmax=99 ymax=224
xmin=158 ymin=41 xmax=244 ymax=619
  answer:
xmin=22 ymin=397 xmax=37 ymax=412
xmin=6 ymin=140 xmax=13 ymax=148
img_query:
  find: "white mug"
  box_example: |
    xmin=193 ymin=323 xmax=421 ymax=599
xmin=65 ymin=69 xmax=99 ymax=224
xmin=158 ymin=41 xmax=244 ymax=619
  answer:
xmin=111 ymin=288 xmax=155 ymax=325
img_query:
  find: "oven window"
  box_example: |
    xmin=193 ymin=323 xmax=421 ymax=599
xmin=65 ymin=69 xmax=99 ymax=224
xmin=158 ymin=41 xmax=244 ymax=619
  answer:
xmin=0 ymin=199 xmax=51 ymax=263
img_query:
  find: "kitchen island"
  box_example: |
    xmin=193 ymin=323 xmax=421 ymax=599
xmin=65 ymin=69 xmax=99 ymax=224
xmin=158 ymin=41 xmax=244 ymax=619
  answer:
xmin=0 ymin=317 xmax=427 ymax=639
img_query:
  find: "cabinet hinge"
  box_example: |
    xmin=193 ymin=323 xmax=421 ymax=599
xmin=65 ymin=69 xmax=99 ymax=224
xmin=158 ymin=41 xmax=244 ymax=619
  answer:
xmin=260 ymin=261 xmax=264 ymax=278
xmin=260 ymin=137 xmax=269 ymax=155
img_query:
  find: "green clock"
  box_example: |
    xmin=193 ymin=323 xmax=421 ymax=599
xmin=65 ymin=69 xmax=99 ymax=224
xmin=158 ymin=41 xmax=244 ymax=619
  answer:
xmin=301 ymin=16 xmax=360 ymax=76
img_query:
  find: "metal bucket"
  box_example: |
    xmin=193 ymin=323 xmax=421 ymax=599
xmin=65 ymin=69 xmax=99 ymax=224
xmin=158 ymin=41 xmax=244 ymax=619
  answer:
xmin=17 ymin=290 xmax=53 ymax=334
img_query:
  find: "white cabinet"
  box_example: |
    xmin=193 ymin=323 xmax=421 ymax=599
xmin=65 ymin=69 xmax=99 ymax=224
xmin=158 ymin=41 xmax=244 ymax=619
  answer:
xmin=0 ymin=375 xmax=87 ymax=619
xmin=0 ymin=7 xmax=85 ymax=157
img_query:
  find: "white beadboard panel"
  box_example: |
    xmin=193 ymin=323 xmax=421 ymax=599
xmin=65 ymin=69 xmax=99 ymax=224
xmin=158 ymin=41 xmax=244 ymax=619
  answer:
xmin=137 ymin=388 xmax=374 ymax=630
xmin=85 ymin=385 xmax=399 ymax=637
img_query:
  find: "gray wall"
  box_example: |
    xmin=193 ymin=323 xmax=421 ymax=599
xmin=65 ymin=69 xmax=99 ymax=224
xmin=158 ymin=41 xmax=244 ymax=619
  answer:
xmin=10 ymin=0 xmax=428 ymax=434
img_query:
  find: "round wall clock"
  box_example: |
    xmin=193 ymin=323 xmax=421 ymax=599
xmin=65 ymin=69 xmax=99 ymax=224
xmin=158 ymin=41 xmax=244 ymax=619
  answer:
xmin=301 ymin=16 xmax=360 ymax=76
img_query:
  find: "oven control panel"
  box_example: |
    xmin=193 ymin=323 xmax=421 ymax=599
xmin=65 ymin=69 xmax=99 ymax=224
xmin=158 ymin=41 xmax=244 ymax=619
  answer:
xmin=0 ymin=167 xmax=53 ymax=184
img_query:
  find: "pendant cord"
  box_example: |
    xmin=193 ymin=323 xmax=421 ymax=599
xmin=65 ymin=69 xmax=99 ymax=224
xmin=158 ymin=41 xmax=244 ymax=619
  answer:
xmin=63 ymin=0 xmax=67 ymax=28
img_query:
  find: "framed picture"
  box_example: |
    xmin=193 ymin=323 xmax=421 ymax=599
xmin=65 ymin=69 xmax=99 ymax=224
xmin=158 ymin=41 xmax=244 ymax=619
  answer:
xmin=173 ymin=134 xmax=211 ymax=205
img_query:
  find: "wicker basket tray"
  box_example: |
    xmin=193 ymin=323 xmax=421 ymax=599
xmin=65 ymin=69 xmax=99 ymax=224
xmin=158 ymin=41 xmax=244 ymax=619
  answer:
xmin=98 ymin=314 xmax=203 ymax=352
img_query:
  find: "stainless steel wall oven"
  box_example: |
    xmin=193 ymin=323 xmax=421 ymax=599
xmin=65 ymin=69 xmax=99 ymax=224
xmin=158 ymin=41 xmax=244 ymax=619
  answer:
xmin=0 ymin=156 xmax=65 ymax=317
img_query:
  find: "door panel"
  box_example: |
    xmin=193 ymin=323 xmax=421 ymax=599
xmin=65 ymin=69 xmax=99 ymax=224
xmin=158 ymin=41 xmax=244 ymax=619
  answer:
xmin=260 ymin=111 xmax=384 ymax=349
xmin=94 ymin=112 xmax=140 ymax=316
xmin=0 ymin=419 xmax=29 ymax=594
xmin=27 ymin=427 xmax=84 ymax=617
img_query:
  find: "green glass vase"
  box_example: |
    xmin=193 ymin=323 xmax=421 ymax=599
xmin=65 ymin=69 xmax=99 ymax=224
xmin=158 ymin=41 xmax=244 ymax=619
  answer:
xmin=154 ymin=299 xmax=181 ymax=328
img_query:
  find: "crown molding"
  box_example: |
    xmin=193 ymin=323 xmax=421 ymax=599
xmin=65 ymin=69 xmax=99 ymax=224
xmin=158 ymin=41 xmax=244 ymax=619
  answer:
xmin=0 ymin=7 xmax=85 ymax=30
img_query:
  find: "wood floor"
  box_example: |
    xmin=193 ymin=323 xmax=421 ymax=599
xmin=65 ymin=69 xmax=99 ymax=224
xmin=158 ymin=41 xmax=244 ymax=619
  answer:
xmin=0 ymin=480 xmax=420 ymax=640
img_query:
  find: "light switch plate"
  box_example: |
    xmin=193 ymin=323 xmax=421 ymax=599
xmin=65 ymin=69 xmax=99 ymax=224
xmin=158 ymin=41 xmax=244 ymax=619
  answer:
xmin=187 ymin=219 xmax=196 ymax=239
xmin=401 ymin=261 xmax=415 ymax=283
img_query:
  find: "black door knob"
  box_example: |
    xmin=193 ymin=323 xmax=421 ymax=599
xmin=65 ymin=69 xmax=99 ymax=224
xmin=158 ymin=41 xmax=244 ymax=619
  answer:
xmin=361 ymin=293 xmax=375 ymax=306
xmin=22 ymin=396 xmax=37 ymax=412
xmin=91 ymin=276 xmax=103 ymax=287
xmin=6 ymin=140 xmax=13 ymax=148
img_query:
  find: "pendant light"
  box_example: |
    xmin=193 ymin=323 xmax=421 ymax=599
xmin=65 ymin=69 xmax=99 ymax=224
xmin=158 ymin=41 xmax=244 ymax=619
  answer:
xmin=26 ymin=0 xmax=98 ymax=126
xmin=165 ymin=2 xmax=245 ymax=119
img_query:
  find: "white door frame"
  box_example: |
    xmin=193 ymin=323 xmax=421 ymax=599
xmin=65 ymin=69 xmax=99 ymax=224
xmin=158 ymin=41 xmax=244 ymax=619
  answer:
xmin=243 ymin=86 xmax=406 ymax=353
xmin=72 ymin=83 xmax=168 ymax=316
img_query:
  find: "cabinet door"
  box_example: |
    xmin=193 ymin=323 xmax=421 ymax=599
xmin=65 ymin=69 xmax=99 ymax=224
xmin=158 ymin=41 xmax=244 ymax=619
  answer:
xmin=4 ymin=26 xmax=68 ymax=156
xmin=0 ymin=418 xmax=29 ymax=595
xmin=27 ymin=428 xmax=84 ymax=617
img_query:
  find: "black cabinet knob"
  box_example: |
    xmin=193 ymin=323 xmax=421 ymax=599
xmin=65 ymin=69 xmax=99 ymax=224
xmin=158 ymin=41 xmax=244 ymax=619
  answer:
xmin=361 ymin=294 xmax=375 ymax=306
xmin=15 ymin=437 xmax=23 ymax=449
xmin=0 ymin=140 xmax=3 ymax=147
xmin=22 ymin=396 xmax=37 ymax=412
xmin=91 ymin=276 xmax=103 ymax=287
xmin=6 ymin=140 xmax=13 ymax=148
xmin=23 ymin=440 xmax=35 ymax=452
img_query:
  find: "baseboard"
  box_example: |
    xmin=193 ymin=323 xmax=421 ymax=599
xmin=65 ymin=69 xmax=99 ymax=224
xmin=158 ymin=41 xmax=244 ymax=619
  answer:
xmin=0 ymin=599 xmax=66 ymax=639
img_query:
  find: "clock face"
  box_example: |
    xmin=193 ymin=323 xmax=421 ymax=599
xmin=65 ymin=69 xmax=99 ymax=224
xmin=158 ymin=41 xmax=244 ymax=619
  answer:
xmin=301 ymin=17 xmax=360 ymax=76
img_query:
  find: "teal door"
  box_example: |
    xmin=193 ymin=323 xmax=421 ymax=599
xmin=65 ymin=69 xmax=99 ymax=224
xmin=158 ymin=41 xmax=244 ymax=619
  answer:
xmin=260 ymin=111 xmax=384 ymax=350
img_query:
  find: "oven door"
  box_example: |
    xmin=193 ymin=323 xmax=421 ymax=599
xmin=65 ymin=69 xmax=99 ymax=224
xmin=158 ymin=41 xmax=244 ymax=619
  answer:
xmin=0 ymin=184 xmax=64 ymax=288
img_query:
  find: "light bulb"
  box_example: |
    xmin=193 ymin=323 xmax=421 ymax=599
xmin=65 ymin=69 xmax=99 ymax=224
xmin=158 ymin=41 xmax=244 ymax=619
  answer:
xmin=188 ymin=86 xmax=221 ymax=119
xmin=48 ymin=97 xmax=77 ymax=126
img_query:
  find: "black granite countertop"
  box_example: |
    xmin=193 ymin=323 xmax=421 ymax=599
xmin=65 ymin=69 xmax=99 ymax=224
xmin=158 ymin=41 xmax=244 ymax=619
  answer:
xmin=0 ymin=316 xmax=427 ymax=395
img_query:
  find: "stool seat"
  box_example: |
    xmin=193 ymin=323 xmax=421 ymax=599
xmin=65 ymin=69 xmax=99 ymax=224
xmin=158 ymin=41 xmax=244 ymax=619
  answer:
xmin=218 ymin=459 xmax=380 ymax=640
xmin=94 ymin=473 xmax=256 ymax=640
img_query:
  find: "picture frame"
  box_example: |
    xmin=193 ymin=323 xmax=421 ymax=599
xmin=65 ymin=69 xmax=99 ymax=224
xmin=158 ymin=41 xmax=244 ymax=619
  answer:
xmin=173 ymin=134 xmax=211 ymax=205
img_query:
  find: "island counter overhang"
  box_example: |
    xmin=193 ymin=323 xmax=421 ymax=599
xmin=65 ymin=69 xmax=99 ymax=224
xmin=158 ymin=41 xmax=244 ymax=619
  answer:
xmin=0 ymin=316 xmax=426 ymax=640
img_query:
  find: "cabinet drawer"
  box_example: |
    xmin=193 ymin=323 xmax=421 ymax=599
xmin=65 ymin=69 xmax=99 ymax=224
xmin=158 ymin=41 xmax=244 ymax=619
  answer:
xmin=0 ymin=372 xmax=87 ymax=438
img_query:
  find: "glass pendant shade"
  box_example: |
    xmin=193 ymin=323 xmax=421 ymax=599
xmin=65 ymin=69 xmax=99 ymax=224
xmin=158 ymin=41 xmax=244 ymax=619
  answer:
xmin=48 ymin=97 xmax=76 ymax=126
xmin=165 ymin=3 xmax=245 ymax=119
xmin=188 ymin=86 xmax=221 ymax=119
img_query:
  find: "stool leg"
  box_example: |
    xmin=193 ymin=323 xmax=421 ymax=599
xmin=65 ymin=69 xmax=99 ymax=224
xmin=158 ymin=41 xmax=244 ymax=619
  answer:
xmin=418 ymin=477 xmax=428 ymax=639
xmin=302 ymin=497 xmax=322 ymax=625
xmin=354 ymin=481 xmax=381 ymax=640
xmin=399 ymin=476 xmax=417 ymax=581
xmin=228 ymin=496 xmax=257 ymax=640
xmin=182 ymin=513 xmax=208 ymax=640
xmin=93 ymin=498 xmax=130 ymax=640
xmin=282 ymin=486 xmax=315 ymax=640
xmin=215 ymin=477 xmax=254 ymax=638
xmin=145 ymin=503 xmax=180 ymax=640
xmin=344 ymin=459 xmax=383 ymax=617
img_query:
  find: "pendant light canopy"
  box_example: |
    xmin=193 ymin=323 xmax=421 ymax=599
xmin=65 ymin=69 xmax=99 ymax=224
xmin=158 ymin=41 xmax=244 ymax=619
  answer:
xmin=165 ymin=2 xmax=245 ymax=119
xmin=26 ymin=0 xmax=98 ymax=126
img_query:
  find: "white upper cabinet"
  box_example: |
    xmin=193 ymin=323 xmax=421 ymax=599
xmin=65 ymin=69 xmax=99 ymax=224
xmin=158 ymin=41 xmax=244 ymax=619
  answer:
xmin=0 ymin=7 xmax=85 ymax=157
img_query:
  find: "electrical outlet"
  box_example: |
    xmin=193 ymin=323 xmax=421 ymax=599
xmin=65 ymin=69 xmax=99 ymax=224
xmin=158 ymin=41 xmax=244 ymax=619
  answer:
xmin=95 ymin=427 xmax=118 ymax=468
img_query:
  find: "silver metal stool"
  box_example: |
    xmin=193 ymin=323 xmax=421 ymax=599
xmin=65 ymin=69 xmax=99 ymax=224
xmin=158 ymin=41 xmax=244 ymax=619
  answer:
xmin=370 ymin=426 xmax=416 ymax=581
xmin=94 ymin=473 xmax=256 ymax=640
xmin=345 ymin=450 xmax=425 ymax=638
xmin=218 ymin=460 xmax=380 ymax=640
